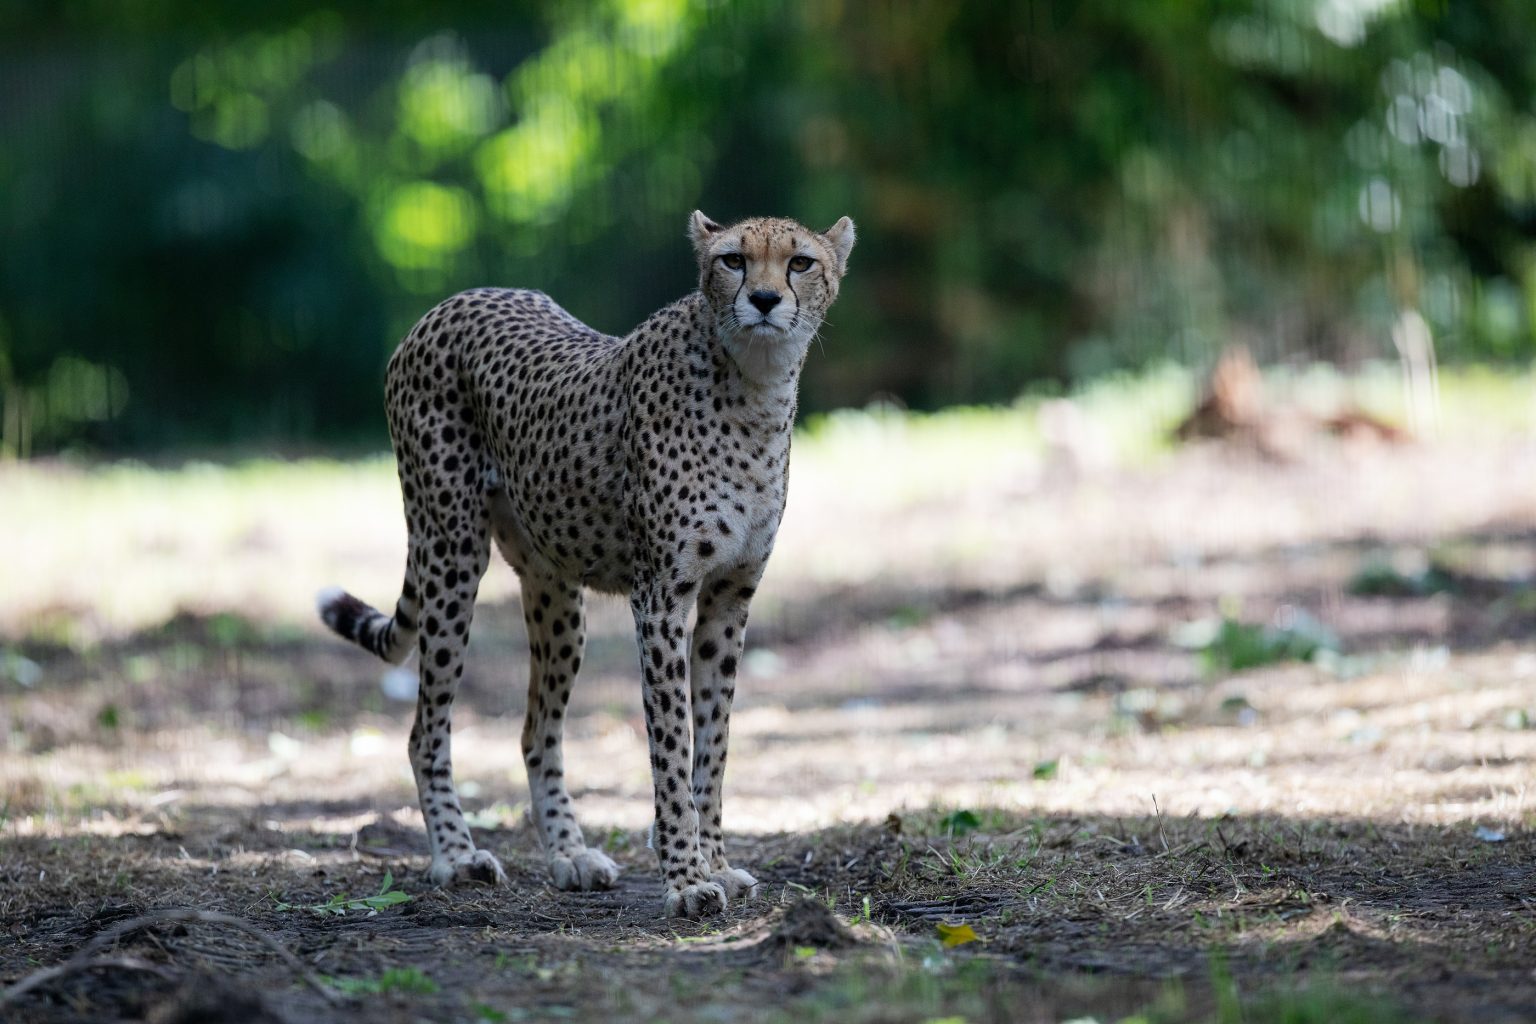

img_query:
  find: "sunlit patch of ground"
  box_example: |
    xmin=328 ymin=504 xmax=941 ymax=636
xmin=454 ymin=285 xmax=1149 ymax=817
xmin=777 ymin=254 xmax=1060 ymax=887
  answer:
xmin=4 ymin=377 xmax=1536 ymax=1021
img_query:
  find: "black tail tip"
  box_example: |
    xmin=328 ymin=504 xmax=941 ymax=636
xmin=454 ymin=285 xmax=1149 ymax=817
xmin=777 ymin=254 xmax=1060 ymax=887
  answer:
xmin=317 ymin=587 xmax=369 ymax=638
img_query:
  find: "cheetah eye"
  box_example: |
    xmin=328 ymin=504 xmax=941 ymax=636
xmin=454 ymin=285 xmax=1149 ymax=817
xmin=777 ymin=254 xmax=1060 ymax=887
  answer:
xmin=788 ymin=255 xmax=814 ymax=273
xmin=720 ymin=253 xmax=745 ymax=271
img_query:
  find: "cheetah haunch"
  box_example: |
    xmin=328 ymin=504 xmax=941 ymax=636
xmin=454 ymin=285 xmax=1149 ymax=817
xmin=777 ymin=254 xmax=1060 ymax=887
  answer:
xmin=319 ymin=211 xmax=855 ymax=918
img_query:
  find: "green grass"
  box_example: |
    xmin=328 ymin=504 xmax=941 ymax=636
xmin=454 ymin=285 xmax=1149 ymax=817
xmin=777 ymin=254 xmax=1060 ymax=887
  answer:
xmin=274 ymin=871 xmax=412 ymax=916
xmin=323 ymin=966 xmax=439 ymax=997
xmin=0 ymin=456 xmax=407 ymax=644
xmin=4 ymin=360 xmax=1533 ymax=642
xmin=1346 ymin=557 xmax=1460 ymax=598
xmin=1177 ymin=614 xmax=1340 ymax=674
xmin=1219 ymin=986 xmax=1426 ymax=1024
xmin=795 ymin=362 xmax=1196 ymax=505
xmin=734 ymin=953 xmax=1425 ymax=1024
xmin=799 ymin=359 xmax=1536 ymax=480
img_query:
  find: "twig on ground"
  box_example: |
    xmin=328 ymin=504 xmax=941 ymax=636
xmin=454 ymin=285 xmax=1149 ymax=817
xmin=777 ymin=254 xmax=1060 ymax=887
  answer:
xmin=0 ymin=907 xmax=340 ymax=1010
xmin=0 ymin=956 xmax=173 ymax=1008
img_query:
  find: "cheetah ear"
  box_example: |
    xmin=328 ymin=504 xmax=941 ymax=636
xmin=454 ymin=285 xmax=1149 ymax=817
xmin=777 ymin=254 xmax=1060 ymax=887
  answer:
xmin=823 ymin=216 xmax=856 ymax=273
xmin=688 ymin=210 xmax=724 ymax=253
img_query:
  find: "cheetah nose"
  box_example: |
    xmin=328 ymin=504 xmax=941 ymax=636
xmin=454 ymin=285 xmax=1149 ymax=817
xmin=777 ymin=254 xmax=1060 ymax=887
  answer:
xmin=748 ymin=290 xmax=782 ymax=315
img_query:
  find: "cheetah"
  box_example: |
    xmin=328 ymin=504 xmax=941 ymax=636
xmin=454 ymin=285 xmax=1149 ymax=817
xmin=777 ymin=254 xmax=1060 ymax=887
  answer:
xmin=319 ymin=211 xmax=855 ymax=918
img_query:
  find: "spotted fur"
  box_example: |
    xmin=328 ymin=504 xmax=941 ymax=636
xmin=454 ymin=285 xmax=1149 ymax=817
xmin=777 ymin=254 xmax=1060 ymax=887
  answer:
xmin=319 ymin=212 xmax=855 ymax=918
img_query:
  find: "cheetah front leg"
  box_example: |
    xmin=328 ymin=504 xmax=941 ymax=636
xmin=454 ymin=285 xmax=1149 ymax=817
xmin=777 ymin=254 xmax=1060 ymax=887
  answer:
xmin=689 ymin=565 xmax=763 ymax=902
xmin=632 ymin=576 xmax=725 ymax=918
xmin=518 ymin=575 xmax=619 ymax=891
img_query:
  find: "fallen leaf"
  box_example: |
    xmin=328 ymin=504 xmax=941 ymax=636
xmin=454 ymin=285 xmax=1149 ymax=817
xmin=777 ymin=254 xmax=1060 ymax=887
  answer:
xmin=939 ymin=810 xmax=981 ymax=836
xmin=936 ymin=922 xmax=978 ymax=948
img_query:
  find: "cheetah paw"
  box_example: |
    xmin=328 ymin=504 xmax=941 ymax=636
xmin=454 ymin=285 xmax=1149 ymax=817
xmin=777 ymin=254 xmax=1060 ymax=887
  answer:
xmin=709 ymin=867 xmax=758 ymax=901
xmin=550 ymin=848 xmax=621 ymax=891
xmin=428 ymin=849 xmax=507 ymax=888
xmin=663 ymin=880 xmax=727 ymax=919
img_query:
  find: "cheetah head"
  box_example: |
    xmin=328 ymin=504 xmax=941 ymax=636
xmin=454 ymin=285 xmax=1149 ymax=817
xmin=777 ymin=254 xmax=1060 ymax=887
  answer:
xmin=689 ymin=211 xmax=856 ymax=385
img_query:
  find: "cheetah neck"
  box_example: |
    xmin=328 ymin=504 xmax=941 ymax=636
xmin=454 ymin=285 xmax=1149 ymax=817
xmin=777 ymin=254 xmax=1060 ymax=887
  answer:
xmin=701 ymin=296 xmax=809 ymax=411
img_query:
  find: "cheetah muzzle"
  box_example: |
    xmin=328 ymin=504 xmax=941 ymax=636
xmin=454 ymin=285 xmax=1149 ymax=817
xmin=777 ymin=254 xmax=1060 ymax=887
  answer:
xmin=319 ymin=211 xmax=855 ymax=918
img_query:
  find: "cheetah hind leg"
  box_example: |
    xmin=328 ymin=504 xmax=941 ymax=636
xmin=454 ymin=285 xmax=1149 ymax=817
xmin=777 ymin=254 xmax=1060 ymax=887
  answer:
xmin=407 ymin=566 xmax=511 ymax=890
xmin=518 ymin=575 xmax=619 ymax=892
xmin=396 ymin=477 xmax=507 ymax=888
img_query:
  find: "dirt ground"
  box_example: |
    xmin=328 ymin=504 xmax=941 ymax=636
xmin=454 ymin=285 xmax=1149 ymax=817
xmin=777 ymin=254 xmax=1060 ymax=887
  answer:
xmin=3 ymin=434 xmax=1536 ymax=1022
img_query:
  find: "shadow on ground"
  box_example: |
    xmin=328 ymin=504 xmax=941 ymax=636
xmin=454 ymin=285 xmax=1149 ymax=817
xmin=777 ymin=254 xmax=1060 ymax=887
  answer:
xmin=3 ymin=803 xmax=1532 ymax=1023
xmin=4 ymin=517 xmax=1536 ymax=1022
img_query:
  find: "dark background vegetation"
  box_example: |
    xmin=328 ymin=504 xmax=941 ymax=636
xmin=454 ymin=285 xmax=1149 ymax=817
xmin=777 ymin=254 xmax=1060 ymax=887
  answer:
xmin=4 ymin=0 xmax=1536 ymax=455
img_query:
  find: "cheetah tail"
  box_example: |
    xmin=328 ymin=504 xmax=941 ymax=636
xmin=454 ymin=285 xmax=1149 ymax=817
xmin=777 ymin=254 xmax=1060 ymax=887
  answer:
xmin=315 ymin=585 xmax=418 ymax=665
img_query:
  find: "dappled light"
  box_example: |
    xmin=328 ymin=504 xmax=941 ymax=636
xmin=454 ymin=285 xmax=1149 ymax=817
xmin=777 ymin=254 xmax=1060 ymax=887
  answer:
xmin=375 ymin=181 xmax=479 ymax=274
xmin=9 ymin=2 xmax=1536 ymax=449
xmin=396 ymin=42 xmax=501 ymax=156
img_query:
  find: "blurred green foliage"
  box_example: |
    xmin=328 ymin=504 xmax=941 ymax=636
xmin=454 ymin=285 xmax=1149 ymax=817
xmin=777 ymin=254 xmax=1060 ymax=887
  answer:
xmin=1191 ymin=613 xmax=1341 ymax=674
xmin=3 ymin=0 xmax=1536 ymax=454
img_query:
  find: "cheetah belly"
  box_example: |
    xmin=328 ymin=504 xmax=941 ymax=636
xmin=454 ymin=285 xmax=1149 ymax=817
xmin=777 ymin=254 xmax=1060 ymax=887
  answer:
xmin=482 ymin=439 xmax=634 ymax=594
xmin=482 ymin=486 xmax=626 ymax=593
xmin=456 ymin=306 xmax=640 ymax=593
